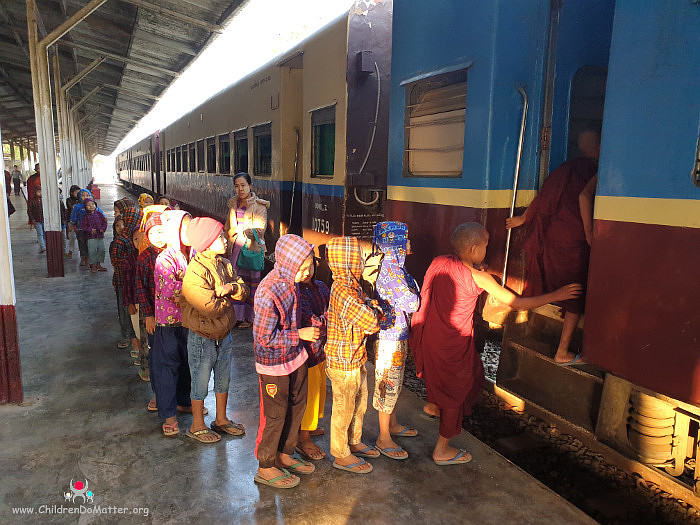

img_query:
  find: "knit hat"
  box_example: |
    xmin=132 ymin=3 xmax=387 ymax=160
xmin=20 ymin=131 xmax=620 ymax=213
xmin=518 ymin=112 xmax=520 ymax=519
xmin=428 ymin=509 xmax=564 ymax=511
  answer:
xmin=144 ymin=213 xmax=163 ymax=233
xmin=187 ymin=217 xmax=223 ymax=252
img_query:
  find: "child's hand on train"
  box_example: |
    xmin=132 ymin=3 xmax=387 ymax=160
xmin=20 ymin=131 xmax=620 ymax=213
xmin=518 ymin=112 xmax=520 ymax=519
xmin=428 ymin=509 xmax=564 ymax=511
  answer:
xmin=505 ymin=215 xmax=525 ymax=229
xmin=553 ymin=283 xmax=583 ymax=301
xmin=299 ymin=326 xmax=320 ymax=342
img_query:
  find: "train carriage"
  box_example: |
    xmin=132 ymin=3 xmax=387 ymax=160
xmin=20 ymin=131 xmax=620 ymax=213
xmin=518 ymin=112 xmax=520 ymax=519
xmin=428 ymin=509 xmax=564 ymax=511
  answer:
xmin=386 ymin=0 xmax=700 ymax=494
xmin=117 ymin=0 xmax=392 ymax=259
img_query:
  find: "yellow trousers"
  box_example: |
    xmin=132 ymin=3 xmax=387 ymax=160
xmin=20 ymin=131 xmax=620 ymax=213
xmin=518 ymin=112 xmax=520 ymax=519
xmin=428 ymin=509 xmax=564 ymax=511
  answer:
xmin=301 ymin=361 xmax=326 ymax=431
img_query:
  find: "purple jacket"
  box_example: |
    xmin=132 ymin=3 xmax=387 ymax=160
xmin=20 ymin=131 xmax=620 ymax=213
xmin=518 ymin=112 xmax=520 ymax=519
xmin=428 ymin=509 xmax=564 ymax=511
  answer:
xmin=80 ymin=210 xmax=107 ymax=239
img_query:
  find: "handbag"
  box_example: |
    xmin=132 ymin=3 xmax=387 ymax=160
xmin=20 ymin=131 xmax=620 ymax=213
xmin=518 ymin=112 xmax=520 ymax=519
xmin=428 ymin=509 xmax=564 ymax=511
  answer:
xmin=237 ymin=228 xmax=265 ymax=271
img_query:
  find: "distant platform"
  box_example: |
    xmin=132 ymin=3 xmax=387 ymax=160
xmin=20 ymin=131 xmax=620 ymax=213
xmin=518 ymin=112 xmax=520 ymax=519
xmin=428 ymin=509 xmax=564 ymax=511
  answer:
xmin=0 ymin=185 xmax=594 ymax=524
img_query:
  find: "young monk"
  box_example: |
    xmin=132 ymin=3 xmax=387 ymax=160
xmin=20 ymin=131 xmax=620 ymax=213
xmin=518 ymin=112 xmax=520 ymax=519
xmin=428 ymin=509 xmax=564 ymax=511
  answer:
xmin=410 ymin=223 xmax=581 ymax=465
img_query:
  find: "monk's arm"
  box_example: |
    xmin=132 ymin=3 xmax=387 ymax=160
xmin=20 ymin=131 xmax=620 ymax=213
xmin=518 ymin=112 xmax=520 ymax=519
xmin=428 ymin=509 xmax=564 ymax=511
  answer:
xmin=471 ymin=270 xmax=582 ymax=311
xmin=579 ymin=175 xmax=597 ymax=246
xmin=505 ymin=207 xmax=528 ymax=229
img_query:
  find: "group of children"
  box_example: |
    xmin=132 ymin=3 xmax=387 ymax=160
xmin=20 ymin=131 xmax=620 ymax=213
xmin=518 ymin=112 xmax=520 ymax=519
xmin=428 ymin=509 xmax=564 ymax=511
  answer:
xmin=102 ymin=188 xmax=581 ymax=490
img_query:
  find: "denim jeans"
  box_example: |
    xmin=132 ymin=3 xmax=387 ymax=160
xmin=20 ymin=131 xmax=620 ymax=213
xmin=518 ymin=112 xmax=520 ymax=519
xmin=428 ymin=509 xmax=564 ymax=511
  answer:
xmin=34 ymin=222 xmax=45 ymax=250
xmin=187 ymin=331 xmax=233 ymax=400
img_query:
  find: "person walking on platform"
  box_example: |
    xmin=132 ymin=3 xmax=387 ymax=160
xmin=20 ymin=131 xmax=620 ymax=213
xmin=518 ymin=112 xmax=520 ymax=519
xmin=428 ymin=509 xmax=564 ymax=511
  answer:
xmin=150 ymin=210 xmax=192 ymax=437
xmin=26 ymin=163 xmax=40 ymax=202
xmin=11 ymin=165 xmax=23 ymax=196
xmin=181 ymin=217 xmax=249 ymax=444
xmin=27 ymin=188 xmax=46 ymax=253
xmin=80 ymin=198 xmax=108 ymax=273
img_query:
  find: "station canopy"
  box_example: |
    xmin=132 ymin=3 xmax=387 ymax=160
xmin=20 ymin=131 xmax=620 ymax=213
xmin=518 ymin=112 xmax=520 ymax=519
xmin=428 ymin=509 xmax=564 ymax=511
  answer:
xmin=0 ymin=0 xmax=248 ymax=155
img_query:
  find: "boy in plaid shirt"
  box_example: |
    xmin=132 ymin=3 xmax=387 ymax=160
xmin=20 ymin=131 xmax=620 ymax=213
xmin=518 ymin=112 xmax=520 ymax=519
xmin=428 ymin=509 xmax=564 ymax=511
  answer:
xmin=325 ymin=237 xmax=380 ymax=474
xmin=253 ymin=234 xmax=319 ymax=489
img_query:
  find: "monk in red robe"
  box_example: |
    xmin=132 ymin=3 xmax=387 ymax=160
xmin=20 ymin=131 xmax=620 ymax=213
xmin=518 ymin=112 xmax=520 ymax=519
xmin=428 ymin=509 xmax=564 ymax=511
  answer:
xmin=410 ymin=223 xmax=581 ymax=465
xmin=507 ymin=130 xmax=599 ymax=364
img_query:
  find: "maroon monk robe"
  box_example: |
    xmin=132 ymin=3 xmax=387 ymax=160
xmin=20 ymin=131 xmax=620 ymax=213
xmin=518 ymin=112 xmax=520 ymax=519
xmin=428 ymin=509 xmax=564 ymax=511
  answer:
xmin=522 ymin=156 xmax=597 ymax=315
xmin=410 ymin=255 xmax=485 ymax=420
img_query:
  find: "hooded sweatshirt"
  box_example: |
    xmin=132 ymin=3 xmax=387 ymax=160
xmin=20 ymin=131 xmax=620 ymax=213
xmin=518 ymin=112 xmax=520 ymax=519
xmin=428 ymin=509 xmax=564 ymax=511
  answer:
xmin=325 ymin=237 xmax=380 ymax=372
xmin=80 ymin=200 xmax=108 ymax=239
xmin=154 ymin=210 xmax=190 ymax=326
xmin=373 ymin=222 xmax=420 ymax=341
xmin=110 ymin=205 xmax=143 ymax=300
xmin=253 ymin=234 xmax=314 ymax=375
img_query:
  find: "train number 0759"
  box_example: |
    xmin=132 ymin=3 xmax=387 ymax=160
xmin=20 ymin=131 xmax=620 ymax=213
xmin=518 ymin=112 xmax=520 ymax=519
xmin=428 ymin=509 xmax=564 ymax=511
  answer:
xmin=312 ymin=218 xmax=330 ymax=235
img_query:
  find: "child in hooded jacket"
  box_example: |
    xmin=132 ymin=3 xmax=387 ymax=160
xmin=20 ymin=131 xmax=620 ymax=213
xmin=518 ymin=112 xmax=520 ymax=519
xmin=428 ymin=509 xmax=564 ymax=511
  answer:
xmin=371 ymin=222 xmax=420 ymax=460
xmin=150 ymin=210 xmax=192 ymax=437
xmin=70 ymin=189 xmax=99 ymax=267
xmin=252 ymin=234 xmax=319 ymax=489
xmin=80 ymin=198 xmax=108 ymax=272
xmin=181 ymin=217 xmax=249 ymax=444
xmin=325 ymin=237 xmax=381 ymax=474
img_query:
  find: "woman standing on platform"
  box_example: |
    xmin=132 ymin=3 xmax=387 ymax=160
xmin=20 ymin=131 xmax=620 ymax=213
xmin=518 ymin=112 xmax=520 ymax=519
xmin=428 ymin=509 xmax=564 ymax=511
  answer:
xmin=225 ymin=173 xmax=269 ymax=328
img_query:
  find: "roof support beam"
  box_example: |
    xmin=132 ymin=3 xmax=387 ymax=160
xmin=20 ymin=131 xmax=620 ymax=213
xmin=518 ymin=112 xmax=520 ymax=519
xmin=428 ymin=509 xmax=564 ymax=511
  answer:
xmin=71 ymin=86 xmax=101 ymax=113
xmin=102 ymin=84 xmax=159 ymax=100
xmin=41 ymin=0 xmax=108 ymax=49
xmin=57 ymin=40 xmax=179 ymax=77
xmin=63 ymin=57 xmax=105 ymax=92
xmin=120 ymin=0 xmax=222 ymax=33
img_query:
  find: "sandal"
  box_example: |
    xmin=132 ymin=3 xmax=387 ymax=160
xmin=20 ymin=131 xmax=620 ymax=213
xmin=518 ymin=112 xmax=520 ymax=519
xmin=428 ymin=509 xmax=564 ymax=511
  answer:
xmin=390 ymin=426 xmax=418 ymax=437
xmin=375 ymin=445 xmax=409 ymax=460
xmin=162 ymin=421 xmax=179 ymax=437
xmin=186 ymin=428 xmax=221 ymax=443
xmin=237 ymin=321 xmax=252 ymax=329
xmin=138 ymin=369 xmax=150 ymax=382
xmin=332 ymin=458 xmax=373 ymax=474
xmin=130 ymin=349 xmax=139 ymax=359
xmin=147 ymin=399 xmax=158 ymax=412
xmin=279 ymin=459 xmax=315 ymax=475
xmin=433 ymin=449 xmax=472 ymax=466
xmin=97 ymin=266 xmax=108 ymax=272
xmin=117 ymin=339 xmax=130 ymax=349
xmin=351 ymin=445 xmax=380 ymax=458
xmin=254 ymin=468 xmax=300 ymax=489
xmin=211 ymin=421 xmax=245 ymax=436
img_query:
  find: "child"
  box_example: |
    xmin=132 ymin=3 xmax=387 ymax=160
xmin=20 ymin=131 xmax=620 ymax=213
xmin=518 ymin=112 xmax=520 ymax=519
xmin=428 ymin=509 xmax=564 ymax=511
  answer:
xmin=109 ymin=203 xmax=142 ymax=352
xmin=252 ymin=234 xmax=318 ymax=488
xmin=180 ymin=217 xmax=249 ymax=444
xmin=371 ymin=222 xmax=420 ymax=460
xmin=138 ymin=193 xmax=155 ymax=208
xmin=325 ymin=236 xmax=381 ymax=474
xmin=409 ymin=222 xmax=582 ymax=465
xmin=150 ymin=210 xmax=192 ymax=437
xmin=70 ymin=189 xmax=98 ymax=267
xmin=296 ymin=258 xmax=330 ymax=461
xmin=80 ymin=198 xmax=108 ymax=273
xmin=27 ymin=188 xmax=46 ymax=253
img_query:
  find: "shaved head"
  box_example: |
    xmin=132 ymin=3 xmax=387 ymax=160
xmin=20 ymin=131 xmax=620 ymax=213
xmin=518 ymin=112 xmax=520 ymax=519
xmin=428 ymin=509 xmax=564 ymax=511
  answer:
xmin=451 ymin=222 xmax=489 ymax=258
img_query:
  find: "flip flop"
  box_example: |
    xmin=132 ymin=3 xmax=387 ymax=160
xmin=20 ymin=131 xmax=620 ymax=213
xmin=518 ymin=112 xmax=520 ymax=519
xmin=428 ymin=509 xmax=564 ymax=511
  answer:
xmin=186 ymin=428 xmax=221 ymax=444
xmin=375 ymin=445 xmax=408 ymax=461
xmin=434 ymin=449 xmax=472 ymax=466
xmin=147 ymin=400 xmax=158 ymax=412
xmin=211 ymin=421 xmax=245 ymax=436
xmin=295 ymin=444 xmax=326 ymax=461
xmin=557 ymin=354 xmax=583 ymax=366
xmin=162 ymin=422 xmax=179 ymax=437
xmin=254 ymin=468 xmax=300 ymax=489
xmin=390 ymin=427 xmax=418 ymax=437
xmin=332 ymin=458 xmax=373 ymax=474
xmin=352 ymin=445 xmax=380 ymax=458
xmin=419 ymin=412 xmax=440 ymax=423
xmin=280 ymin=459 xmax=315 ymax=475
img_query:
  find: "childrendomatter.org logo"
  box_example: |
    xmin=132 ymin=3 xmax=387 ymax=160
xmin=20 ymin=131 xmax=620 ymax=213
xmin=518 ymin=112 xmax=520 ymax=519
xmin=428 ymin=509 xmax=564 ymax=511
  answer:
xmin=64 ymin=479 xmax=94 ymax=504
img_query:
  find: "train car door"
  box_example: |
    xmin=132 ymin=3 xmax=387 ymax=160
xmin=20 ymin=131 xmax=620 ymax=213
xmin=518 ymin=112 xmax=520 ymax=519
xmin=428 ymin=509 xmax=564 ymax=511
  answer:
xmin=539 ymin=0 xmax=615 ymax=182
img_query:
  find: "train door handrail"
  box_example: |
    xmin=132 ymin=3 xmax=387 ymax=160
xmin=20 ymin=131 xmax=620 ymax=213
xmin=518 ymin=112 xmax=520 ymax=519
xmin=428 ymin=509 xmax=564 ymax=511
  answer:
xmin=502 ymin=87 xmax=528 ymax=286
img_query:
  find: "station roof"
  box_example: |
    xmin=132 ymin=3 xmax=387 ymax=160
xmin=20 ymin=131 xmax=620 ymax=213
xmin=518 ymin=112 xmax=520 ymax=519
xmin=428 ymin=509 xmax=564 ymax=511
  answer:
xmin=0 ymin=0 xmax=247 ymax=156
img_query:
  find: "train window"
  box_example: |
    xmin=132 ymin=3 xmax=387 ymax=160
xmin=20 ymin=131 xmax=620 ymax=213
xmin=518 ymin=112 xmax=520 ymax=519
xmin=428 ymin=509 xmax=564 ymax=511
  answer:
xmin=170 ymin=150 xmax=175 ymax=173
xmin=219 ymin=134 xmax=231 ymax=175
xmin=403 ymin=69 xmax=468 ymax=177
xmin=311 ymin=105 xmax=335 ymax=177
xmin=181 ymin=146 xmax=188 ymax=173
xmin=206 ymin=137 xmax=216 ymax=174
xmin=176 ymin=146 xmax=182 ymax=172
xmin=254 ymin=124 xmax=272 ymax=176
xmin=234 ymin=129 xmax=248 ymax=173
xmin=196 ymin=140 xmax=205 ymax=172
xmin=189 ymin=143 xmax=196 ymax=172
xmin=159 ymin=151 xmax=164 ymax=173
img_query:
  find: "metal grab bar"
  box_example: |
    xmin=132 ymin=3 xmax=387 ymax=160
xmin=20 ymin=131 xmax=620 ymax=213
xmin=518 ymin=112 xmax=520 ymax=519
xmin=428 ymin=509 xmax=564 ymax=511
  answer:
xmin=502 ymin=87 xmax=528 ymax=286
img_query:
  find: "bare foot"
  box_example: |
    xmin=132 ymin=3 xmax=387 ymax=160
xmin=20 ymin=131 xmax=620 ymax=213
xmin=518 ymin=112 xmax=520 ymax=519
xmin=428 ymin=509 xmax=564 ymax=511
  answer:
xmin=309 ymin=428 xmax=325 ymax=437
xmin=256 ymin=467 xmax=299 ymax=487
xmin=334 ymin=453 xmax=373 ymax=472
xmin=554 ymin=351 xmax=578 ymax=364
xmin=424 ymin=403 xmax=440 ymax=417
xmin=350 ymin=442 xmax=380 ymax=458
xmin=297 ymin=440 xmax=325 ymax=460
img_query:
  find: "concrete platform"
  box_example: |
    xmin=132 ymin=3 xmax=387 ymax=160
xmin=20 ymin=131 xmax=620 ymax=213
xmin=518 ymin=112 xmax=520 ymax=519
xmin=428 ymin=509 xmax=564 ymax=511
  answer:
xmin=0 ymin=185 xmax=596 ymax=524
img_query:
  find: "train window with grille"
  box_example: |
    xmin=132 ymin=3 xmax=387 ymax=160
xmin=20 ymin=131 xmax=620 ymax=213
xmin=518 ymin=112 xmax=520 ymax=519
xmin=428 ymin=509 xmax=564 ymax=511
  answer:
xmin=176 ymin=146 xmax=182 ymax=172
xmin=219 ymin=134 xmax=231 ymax=175
xmin=171 ymin=150 xmax=176 ymax=173
xmin=234 ymin=129 xmax=248 ymax=173
xmin=181 ymin=146 xmax=188 ymax=173
xmin=159 ymin=151 xmax=164 ymax=173
xmin=254 ymin=124 xmax=272 ymax=176
xmin=166 ymin=151 xmax=170 ymax=172
xmin=189 ymin=143 xmax=196 ymax=172
xmin=196 ymin=140 xmax=205 ymax=172
xmin=311 ymin=105 xmax=335 ymax=177
xmin=403 ymin=69 xmax=467 ymax=177
xmin=206 ymin=137 xmax=216 ymax=174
